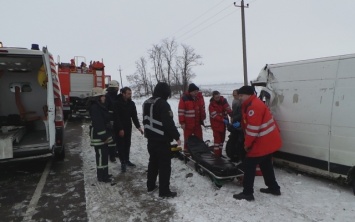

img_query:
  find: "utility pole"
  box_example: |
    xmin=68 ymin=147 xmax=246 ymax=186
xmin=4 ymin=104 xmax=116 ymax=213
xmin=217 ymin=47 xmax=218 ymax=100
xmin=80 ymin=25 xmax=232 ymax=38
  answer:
xmin=118 ymin=66 xmax=123 ymax=87
xmin=234 ymin=0 xmax=249 ymax=86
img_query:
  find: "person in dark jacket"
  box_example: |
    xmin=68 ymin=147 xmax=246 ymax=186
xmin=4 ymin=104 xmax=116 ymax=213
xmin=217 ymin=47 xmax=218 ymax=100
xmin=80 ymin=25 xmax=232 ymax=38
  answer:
xmin=113 ymin=87 xmax=143 ymax=172
xmin=105 ymin=80 xmax=120 ymax=163
xmin=143 ymin=82 xmax=181 ymax=198
xmin=226 ymin=89 xmax=245 ymax=162
xmin=89 ymin=87 xmax=115 ymax=183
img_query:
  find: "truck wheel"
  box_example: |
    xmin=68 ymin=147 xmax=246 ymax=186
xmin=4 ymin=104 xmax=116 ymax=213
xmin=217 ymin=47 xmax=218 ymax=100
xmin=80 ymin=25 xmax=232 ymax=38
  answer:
xmin=54 ymin=146 xmax=65 ymax=161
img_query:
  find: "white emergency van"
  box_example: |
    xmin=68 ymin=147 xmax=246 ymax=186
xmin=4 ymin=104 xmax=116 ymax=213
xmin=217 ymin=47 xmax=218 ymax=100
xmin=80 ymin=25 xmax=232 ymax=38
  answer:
xmin=0 ymin=44 xmax=65 ymax=161
xmin=251 ymin=54 xmax=355 ymax=194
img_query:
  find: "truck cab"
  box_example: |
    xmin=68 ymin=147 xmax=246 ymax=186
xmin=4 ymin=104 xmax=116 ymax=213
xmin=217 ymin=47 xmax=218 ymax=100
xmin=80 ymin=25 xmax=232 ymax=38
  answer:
xmin=0 ymin=44 xmax=65 ymax=161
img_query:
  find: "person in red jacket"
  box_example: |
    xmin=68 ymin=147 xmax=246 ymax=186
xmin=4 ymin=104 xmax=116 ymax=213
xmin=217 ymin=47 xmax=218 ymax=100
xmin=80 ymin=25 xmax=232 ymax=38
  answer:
xmin=178 ymin=83 xmax=206 ymax=151
xmin=209 ymin=91 xmax=232 ymax=157
xmin=233 ymin=85 xmax=282 ymax=201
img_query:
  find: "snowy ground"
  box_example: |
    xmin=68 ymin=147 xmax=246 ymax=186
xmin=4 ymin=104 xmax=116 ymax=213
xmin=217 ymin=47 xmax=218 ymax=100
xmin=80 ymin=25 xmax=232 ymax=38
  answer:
xmin=80 ymin=83 xmax=355 ymax=222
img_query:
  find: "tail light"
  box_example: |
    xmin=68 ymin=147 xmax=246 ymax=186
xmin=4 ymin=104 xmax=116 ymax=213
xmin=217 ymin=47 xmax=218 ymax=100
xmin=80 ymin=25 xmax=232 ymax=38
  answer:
xmin=55 ymin=106 xmax=63 ymax=122
xmin=54 ymin=98 xmax=64 ymax=126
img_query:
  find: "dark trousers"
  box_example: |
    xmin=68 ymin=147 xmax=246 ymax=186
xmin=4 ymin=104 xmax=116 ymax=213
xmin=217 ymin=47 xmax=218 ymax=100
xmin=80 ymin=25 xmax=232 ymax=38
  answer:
xmin=243 ymin=153 xmax=280 ymax=195
xmin=109 ymin=129 xmax=117 ymax=159
xmin=147 ymin=140 xmax=171 ymax=195
xmin=226 ymin=129 xmax=245 ymax=162
xmin=94 ymin=144 xmax=109 ymax=181
xmin=117 ymin=128 xmax=132 ymax=163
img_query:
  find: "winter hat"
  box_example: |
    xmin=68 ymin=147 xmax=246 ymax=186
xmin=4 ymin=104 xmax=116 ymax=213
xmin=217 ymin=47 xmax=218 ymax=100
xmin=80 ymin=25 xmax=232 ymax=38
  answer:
xmin=212 ymin=90 xmax=220 ymax=96
xmin=188 ymin=83 xmax=199 ymax=92
xmin=238 ymin=86 xmax=255 ymax=95
xmin=153 ymin=82 xmax=171 ymax=100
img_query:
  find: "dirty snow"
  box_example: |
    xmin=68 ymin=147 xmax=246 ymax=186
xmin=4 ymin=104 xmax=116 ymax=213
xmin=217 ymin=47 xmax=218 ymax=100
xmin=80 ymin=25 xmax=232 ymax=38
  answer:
xmin=80 ymin=83 xmax=355 ymax=222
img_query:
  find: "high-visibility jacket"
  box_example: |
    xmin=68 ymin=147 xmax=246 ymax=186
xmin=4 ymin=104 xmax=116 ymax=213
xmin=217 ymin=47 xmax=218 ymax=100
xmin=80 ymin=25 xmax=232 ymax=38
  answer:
xmin=89 ymin=100 xmax=114 ymax=146
xmin=209 ymin=96 xmax=232 ymax=133
xmin=178 ymin=92 xmax=206 ymax=129
xmin=241 ymin=95 xmax=282 ymax=157
xmin=143 ymin=97 xmax=180 ymax=142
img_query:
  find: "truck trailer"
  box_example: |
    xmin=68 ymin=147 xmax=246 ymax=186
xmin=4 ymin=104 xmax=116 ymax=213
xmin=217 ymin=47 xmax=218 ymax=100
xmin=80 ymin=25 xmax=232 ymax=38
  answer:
xmin=251 ymin=53 xmax=355 ymax=194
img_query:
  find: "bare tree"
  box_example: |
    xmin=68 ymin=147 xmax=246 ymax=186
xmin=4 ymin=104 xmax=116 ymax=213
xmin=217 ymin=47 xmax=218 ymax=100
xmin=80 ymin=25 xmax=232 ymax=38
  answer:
xmin=131 ymin=40 xmax=202 ymax=97
xmin=148 ymin=44 xmax=166 ymax=83
xmin=162 ymin=38 xmax=178 ymax=87
xmin=177 ymin=44 xmax=202 ymax=92
xmin=127 ymin=57 xmax=151 ymax=96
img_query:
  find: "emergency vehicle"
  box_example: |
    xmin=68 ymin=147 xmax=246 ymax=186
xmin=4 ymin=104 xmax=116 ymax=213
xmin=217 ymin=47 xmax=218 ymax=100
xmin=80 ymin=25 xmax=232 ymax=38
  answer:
xmin=57 ymin=57 xmax=110 ymax=118
xmin=251 ymin=53 xmax=355 ymax=194
xmin=0 ymin=43 xmax=65 ymax=161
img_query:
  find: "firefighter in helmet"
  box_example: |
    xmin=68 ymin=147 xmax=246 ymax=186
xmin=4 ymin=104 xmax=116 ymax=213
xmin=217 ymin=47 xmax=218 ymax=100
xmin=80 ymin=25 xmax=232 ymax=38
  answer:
xmin=105 ymin=80 xmax=120 ymax=163
xmin=89 ymin=87 xmax=115 ymax=183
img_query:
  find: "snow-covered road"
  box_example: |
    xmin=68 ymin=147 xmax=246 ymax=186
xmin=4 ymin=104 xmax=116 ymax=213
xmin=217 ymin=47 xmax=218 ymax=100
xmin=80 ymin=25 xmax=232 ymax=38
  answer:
xmin=80 ymin=94 xmax=355 ymax=222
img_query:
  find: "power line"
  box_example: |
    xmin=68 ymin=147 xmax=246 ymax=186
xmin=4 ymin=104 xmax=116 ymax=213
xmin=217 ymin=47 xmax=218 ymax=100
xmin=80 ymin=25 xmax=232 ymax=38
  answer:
xmin=176 ymin=4 xmax=232 ymax=40
xmin=180 ymin=9 xmax=236 ymax=42
xmin=171 ymin=0 xmax=227 ymax=37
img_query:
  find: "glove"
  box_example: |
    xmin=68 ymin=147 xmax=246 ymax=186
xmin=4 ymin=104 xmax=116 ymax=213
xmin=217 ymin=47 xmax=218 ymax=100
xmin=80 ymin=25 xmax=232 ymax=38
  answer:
xmin=232 ymin=121 xmax=240 ymax=128
xmin=223 ymin=119 xmax=229 ymax=125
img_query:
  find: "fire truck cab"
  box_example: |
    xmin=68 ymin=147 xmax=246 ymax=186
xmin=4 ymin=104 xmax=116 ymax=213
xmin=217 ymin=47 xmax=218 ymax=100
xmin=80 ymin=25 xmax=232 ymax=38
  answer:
xmin=0 ymin=44 xmax=65 ymax=161
xmin=58 ymin=56 xmax=110 ymax=118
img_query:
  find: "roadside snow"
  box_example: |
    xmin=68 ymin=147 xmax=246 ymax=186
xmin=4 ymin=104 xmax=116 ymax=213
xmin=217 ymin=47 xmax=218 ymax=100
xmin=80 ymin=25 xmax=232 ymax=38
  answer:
xmin=81 ymin=85 xmax=355 ymax=222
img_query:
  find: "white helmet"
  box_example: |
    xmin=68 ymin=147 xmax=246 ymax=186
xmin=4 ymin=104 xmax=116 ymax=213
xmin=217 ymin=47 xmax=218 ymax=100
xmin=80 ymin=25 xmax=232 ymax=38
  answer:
xmin=108 ymin=80 xmax=119 ymax=88
xmin=92 ymin=87 xmax=107 ymax=97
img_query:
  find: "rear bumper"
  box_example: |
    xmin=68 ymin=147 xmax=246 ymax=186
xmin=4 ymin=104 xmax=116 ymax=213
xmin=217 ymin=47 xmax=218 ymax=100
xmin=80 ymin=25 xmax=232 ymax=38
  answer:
xmin=10 ymin=143 xmax=51 ymax=159
xmin=53 ymin=126 xmax=64 ymax=153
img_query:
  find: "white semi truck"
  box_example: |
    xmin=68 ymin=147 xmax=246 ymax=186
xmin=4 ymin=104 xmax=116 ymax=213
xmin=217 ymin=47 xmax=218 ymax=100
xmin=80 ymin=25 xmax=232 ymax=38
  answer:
xmin=251 ymin=53 xmax=355 ymax=195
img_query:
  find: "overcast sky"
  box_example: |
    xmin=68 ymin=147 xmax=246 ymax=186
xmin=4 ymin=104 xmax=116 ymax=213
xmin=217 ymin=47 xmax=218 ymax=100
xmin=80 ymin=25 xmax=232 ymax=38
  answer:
xmin=1 ymin=0 xmax=355 ymax=86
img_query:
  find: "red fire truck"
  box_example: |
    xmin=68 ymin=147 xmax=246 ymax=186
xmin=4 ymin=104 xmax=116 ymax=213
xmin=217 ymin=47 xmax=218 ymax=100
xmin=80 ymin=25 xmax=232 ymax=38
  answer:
xmin=57 ymin=56 xmax=111 ymax=118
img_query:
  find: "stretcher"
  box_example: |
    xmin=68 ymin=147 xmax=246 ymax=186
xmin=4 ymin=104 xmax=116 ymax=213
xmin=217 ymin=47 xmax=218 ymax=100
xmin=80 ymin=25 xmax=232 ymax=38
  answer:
xmin=176 ymin=135 xmax=244 ymax=188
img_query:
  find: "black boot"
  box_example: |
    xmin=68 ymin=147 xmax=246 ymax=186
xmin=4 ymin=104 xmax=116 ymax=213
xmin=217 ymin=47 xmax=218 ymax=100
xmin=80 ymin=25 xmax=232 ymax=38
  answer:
xmin=233 ymin=192 xmax=255 ymax=201
xmin=110 ymin=156 xmax=117 ymax=163
xmin=260 ymin=188 xmax=281 ymax=195
xmin=159 ymin=191 xmax=177 ymax=198
xmin=126 ymin=161 xmax=136 ymax=167
xmin=147 ymin=185 xmax=159 ymax=193
xmin=121 ymin=162 xmax=126 ymax=173
xmin=98 ymin=178 xmax=112 ymax=183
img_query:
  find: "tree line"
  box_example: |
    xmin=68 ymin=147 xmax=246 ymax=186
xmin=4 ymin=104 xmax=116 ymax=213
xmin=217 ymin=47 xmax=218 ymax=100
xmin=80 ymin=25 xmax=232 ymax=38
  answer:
xmin=127 ymin=38 xmax=202 ymax=96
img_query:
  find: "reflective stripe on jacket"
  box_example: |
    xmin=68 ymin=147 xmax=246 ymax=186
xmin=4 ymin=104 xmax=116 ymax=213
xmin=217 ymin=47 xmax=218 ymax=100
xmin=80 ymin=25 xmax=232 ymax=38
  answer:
xmin=209 ymin=96 xmax=232 ymax=132
xmin=241 ymin=95 xmax=282 ymax=157
xmin=143 ymin=97 xmax=165 ymax=136
xmin=89 ymin=100 xmax=114 ymax=146
xmin=178 ymin=92 xmax=206 ymax=129
xmin=143 ymin=97 xmax=180 ymax=142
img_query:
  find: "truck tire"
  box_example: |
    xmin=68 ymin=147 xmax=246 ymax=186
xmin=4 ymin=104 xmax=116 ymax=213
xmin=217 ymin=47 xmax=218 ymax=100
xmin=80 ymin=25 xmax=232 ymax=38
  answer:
xmin=54 ymin=146 xmax=65 ymax=161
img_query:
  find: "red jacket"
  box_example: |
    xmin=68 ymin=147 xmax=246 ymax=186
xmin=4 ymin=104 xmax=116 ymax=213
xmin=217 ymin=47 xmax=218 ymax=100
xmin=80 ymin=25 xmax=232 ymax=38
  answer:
xmin=178 ymin=92 xmax=206 ymax=129
xmin=209 ymin=96 xmax=232 ymax=132
xmin=241 ymin=95 xmax=282 ymax=157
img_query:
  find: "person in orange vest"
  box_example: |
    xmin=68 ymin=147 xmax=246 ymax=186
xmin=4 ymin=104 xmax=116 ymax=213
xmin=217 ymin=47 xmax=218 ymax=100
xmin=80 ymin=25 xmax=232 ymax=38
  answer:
xmin=209 ymin=91 xmax=232 ymax=157
xmin=178 ymin=83 xmax=206 ymax=151
xmin=233 ymin=85 xmax=282 ymax=201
